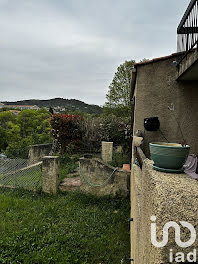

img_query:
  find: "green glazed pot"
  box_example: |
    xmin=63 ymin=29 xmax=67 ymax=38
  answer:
xmin=149 ymin=142 xmax=190 ymax=169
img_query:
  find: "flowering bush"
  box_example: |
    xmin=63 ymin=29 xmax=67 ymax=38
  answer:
xmin=50 ymin=114 xmax=84 ymax=153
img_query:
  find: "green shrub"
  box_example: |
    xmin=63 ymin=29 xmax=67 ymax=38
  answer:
xmin=82 ymin=115 xmax=131 ymax=153
xmin=50 ymin=114 xmax=131 ymax=156
xmin=0 ymin=109 xmax=52 ymax=158
xmin=109 ymin=152 xmax=130 ymax=168
xmin=5 ymin=137 xmax=33 ymax=159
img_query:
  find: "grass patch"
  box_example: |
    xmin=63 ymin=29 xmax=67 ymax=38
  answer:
xmin=0 ymin=189 xmax=130 ymax=264
xmin=59 ymin=154 xmax=80 ymax=181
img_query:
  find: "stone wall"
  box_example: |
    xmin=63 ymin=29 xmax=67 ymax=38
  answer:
xmin=133 ymin=54 xmax=198 ymax=157
xmin=42 ymin=156 xmax=59 ymax=194
xmin=28 ymin=143 xmax=53 ymax=164
xmin=131 ymin=158 xmax=198 ymax=264
xmin=79 ymin=158 xmax=130 ymax=196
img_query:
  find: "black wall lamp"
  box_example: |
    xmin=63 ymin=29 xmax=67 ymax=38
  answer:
xmin=144 ymin=116 xmax=169 ymax=142
xmin=144 ymin=117 xmax=160 ymax=131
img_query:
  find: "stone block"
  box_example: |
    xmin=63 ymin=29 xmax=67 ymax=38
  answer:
xmin=42 ymin=156 xmax=59 ymax=194
xmin=101 ymin=141 xmax=113 ymax=163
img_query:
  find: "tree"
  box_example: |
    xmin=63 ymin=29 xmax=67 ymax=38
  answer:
xmin=0 ymin=108 xmax=52 ymax=157
xmin=17 ymin=109 xmax=51 ymax=143
xmin=105 ymin=60 xmax=135 ymax=110
xmin=139 ymin=58 xmax=149 ymax=63
xmin=0 ymin=111 xmax=17 ymax=151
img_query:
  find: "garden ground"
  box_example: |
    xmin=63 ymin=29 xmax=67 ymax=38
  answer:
xmin=0 ymin=188 xmax=130 ymax=264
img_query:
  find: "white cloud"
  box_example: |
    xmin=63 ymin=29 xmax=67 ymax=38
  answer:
xmin=0 ymin=0 xmax=190 ymax=105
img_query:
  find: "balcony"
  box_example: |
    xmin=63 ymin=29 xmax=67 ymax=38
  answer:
xmin=177 ymin=0 xmax=198 ymax=80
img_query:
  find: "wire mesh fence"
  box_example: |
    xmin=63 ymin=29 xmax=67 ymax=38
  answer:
xmin=0 ymin=157 xmax=42 ymax=192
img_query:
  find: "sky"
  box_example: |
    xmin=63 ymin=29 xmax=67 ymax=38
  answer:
xmin=0 ymin=0 xmax=190 ymax=106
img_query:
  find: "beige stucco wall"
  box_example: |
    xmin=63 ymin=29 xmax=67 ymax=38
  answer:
xmin=131 ymin=159 xmax=198 ymax=264
xmin=133 ymin=55 xmax=198 ymax=157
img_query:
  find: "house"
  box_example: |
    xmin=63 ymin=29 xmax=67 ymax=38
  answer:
xmin=9 ymin=110 xmax=20 ymax=115
xmin=130 ymin=50 xmax=198 ymax=157
xmin=0 ymin=103 xmax=5 ymax=108
xmin=2 ymin=105 xmax=40 ymax=110
xmin=130 ymin=0 xmax=198 ymax=157
xmin=130 ymin=1 xmax=198 ymax=263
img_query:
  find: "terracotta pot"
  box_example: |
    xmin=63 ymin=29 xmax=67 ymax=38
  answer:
xmin=123 ymin=164 xmax=130 ymax=172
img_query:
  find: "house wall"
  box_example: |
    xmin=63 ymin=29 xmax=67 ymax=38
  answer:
xmin=133 ymin=55 xmax=198 ymax=157
xmin=131 ymin=159 xmax=198 ymax=264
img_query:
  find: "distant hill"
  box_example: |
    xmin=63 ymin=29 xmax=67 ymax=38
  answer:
xmin=2 ymin=98 xmax=102 ymax=114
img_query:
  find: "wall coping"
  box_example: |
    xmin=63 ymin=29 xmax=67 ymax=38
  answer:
xmin=43 ymin=156 xmax=59 ymax=160
xmin=80 ymin=157 xmax=130 ymax=173
xmin=30 ymin=143 xmax=53 ymax=147
xmin=135 ymin=146 xmax=146 ymax=168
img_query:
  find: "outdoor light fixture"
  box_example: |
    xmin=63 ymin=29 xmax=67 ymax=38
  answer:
xmin=144 ymin=117 xmax=160 ymax=131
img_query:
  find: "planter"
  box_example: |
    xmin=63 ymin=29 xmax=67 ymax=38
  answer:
xmin=123 ymin=164 xmax=130 ymax=172
xmin=149 ymin=142 xmax=190 ymax=170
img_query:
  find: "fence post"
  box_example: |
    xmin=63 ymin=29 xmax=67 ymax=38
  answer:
xmin=42 ymin=156 xmax=59 ymax=194
xmin=101 ymin=141 xmax=113 ymax=163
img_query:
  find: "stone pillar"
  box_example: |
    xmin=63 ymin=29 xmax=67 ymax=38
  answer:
xmin=42 ymin=156 xmax=59 ymax=194
xmin=101 ymin=141 xmax=113 ymax=163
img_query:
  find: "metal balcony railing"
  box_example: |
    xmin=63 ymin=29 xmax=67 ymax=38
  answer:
xmin=177 ymin=0 xmax=198 ymax=64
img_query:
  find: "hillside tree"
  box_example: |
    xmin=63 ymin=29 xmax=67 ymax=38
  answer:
xmin=105 ymin=60 xmax=135 ymax=111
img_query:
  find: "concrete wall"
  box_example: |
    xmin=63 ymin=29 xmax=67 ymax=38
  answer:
xmin=178 ymin=49 xmax=198 ymax=80
xmin=131 ymin=159 xmax=198 ymax=264
xmin=79 ymin=158 xmax=130 ymax=196
xmin=28 ymin=144 xmax=53 ymax=164
xmin=133 ymin=54 xmax=198 ymax=157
